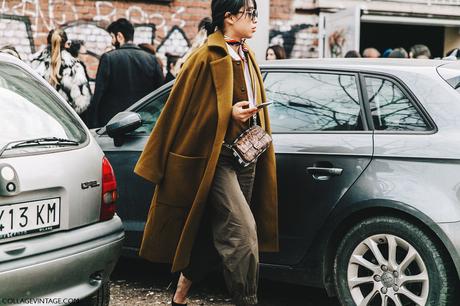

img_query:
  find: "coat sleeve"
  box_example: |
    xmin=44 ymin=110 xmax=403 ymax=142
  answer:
xmin=89 ymin=53 xmax=110 ymax=128
xmin=134 ymin=55 xmax=205 ymax=184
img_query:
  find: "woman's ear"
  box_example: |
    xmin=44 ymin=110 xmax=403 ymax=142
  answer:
xmin=224 ymin=12 xmax=235 ymax=26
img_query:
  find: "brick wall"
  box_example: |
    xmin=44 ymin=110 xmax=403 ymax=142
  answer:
xmin=0 ymin=0 xmax=298 ymax=78
xmin=0 ymin=0 xmax=214 ymax=77
xmin=270 ymin=0 xmax=294 ymax=20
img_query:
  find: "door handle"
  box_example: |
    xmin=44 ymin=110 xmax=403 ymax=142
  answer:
xmin=306 ymin=167 xmax=343 ymax=177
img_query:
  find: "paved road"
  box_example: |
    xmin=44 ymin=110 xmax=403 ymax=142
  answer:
xmin=109 ymin=257 xmax=340 ymax=305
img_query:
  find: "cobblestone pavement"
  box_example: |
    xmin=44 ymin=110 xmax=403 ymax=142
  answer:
xmin=109 ymin=257 xmax=340 ymax=306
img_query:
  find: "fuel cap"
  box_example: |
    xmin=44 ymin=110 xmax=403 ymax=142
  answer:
xmin=0 ymin=164 xmax=20 ymax=196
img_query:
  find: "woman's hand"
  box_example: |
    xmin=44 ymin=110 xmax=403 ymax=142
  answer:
xmin=232 ymin=101 xmax=257 ymax=123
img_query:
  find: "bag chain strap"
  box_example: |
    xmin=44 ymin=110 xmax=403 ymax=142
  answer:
xmin=249 ymin=52 xmax=258 ymax=128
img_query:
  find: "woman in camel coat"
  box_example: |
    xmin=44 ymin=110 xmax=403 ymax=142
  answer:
xmin=134 ymin=0 xmax=277 ymax=304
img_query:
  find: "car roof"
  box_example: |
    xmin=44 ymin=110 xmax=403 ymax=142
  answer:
xmin=259 ymin=58 xmax=453 ymax=73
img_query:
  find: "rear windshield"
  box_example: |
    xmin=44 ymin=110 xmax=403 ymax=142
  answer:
xmin=437 ymin=62 xmax=460 ymax=93
xmin=0 ymin=62 xmax=86 ymax=156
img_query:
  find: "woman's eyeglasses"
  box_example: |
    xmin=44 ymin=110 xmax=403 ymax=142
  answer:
xmin=238 ymin=9 xmax=258 ymax=22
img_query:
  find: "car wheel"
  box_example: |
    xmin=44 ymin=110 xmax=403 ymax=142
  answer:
xmin=334 ymin=216 xmax=458 ymax=306
xmin=72 ymin=282 xmax=110 ymax=306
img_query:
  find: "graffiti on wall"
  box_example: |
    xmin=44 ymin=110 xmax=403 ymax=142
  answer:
xmin=269 ymin=14 xmax=319 ymax=58
xmin=0 ymin=0 xmax=191 ymax=76
xmin=91 ymin=1 xmax=187 ymax=43
xmin=0 ymin=0 xmax=187 ymax=40
xmin=0 ymin=14 xmax=35 ymax=58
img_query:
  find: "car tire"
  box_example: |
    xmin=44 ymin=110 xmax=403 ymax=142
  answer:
xmin=333 ymin=216 xmax=459 ymax=306
xmin=73 ymin=282 xmax=110 ymax=306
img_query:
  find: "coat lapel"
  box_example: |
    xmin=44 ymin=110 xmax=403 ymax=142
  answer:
xmin=207 ymin=31 xmax=267 ymax=131
xmin=210 ymin=57 xmax=233 ymax=128
xmin=208 ymin=31 xmax=234 ymax=137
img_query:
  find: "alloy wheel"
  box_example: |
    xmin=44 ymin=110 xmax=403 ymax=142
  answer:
xmin=347 ymin=234 xmax=429 ymax=306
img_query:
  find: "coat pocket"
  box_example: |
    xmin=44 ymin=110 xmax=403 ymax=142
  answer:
xmin=157 ymin=152 xmax=207 ymax=207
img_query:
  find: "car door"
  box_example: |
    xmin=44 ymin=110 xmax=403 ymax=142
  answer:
xmin=96 ymin=88 xmax=169 ymax=251
xmin=359 ymin=74 xmax=437 ymax=217
xmin=260 ymin=70 xmax=373 ymax=265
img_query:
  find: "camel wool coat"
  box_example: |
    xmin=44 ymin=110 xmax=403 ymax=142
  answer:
xmin=134 ymin=30 xmax=278 ymax=273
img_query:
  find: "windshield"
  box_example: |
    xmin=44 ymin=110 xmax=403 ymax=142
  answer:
xmin=0 ymin=62 xmax=86 ymax=156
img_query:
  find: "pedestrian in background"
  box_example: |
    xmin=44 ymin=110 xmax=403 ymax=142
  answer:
xmin=138 ymin=43 xmax=165 ymax=75
xmin=344 ymin=50 xmax=361 ymax=58
xmin=382 ymin=48 xmax=393 ymax=58
xmin=410 ymin=44 xmax=431 ymax=59
xmin=65 ymin=39 xmax=93 ymax=124
xmin=266 ymin=44 xmax=286 ymax=60
xmin=67 ymin=39 xmax=84 ymax=59
xmin=164 ymin=52 xmax=180 ymax=83
xmin=388 ymin=47 xmax=409 ymax=58
xmin=90 ymin=18 xmax=164 ymax=127
xmin=363 ymin=47 xmax=380 ymax=58
xmin=134 ymin=0 xmax=278 ymax=305
xmin=30 ymin=29 xmax=91 ymax=119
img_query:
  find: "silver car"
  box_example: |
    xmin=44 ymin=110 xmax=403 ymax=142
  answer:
xmin=0 ymin=54 xmax=124 ymax=305
xmin=97 ymin=58 xmax=460 ymax=306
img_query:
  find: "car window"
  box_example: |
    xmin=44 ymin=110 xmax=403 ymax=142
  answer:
xmin=0 ymin=62 xmax=86 ymax=156
xmin=264 ymin=72 xmax=363 ymax=132
xmin=130 ymin=92 xmax=168 ymax=135
xmin=365 ymin=76 xmax=429 ymax=132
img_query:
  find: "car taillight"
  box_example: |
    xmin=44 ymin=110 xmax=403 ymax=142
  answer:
xmin=100 ymin=156 xmax=117 ymax=221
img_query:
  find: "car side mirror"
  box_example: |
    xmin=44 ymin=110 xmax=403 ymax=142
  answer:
xmin=106 ymin=111 xmax=142 ymax=146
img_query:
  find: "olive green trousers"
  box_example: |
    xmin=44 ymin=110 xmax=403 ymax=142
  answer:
xmin=182 ymin=149 xmax=258 ymax=306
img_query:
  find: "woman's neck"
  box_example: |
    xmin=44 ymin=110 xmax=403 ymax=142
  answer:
xmin=223 ymin=29 xmax=243 ymax=42
xmin=223 ymin=31 xmax=244 ymax=54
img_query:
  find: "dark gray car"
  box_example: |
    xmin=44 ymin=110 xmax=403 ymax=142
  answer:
xmin=95 ymin=58 xmax=460 ymax=306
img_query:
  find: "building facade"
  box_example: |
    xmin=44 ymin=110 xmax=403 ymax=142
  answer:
xmin=275 ymin=0 xmax=460 ymax=58
xmin=0 ymin=0 xmax=459 ymax=78
xmin=0 ymin=0 xmax=293 ymax=78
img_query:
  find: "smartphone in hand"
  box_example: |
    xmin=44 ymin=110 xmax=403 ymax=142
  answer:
xmin=256 ymin=101 xmax=274 ymax=110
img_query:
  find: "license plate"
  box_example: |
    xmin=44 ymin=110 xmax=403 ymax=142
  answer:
xmin=0 ymin=198 xmax=60 ymax=239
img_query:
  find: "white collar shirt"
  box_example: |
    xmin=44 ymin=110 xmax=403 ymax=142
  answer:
xmin=226 ymin=43 xmax=256 ymax=108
